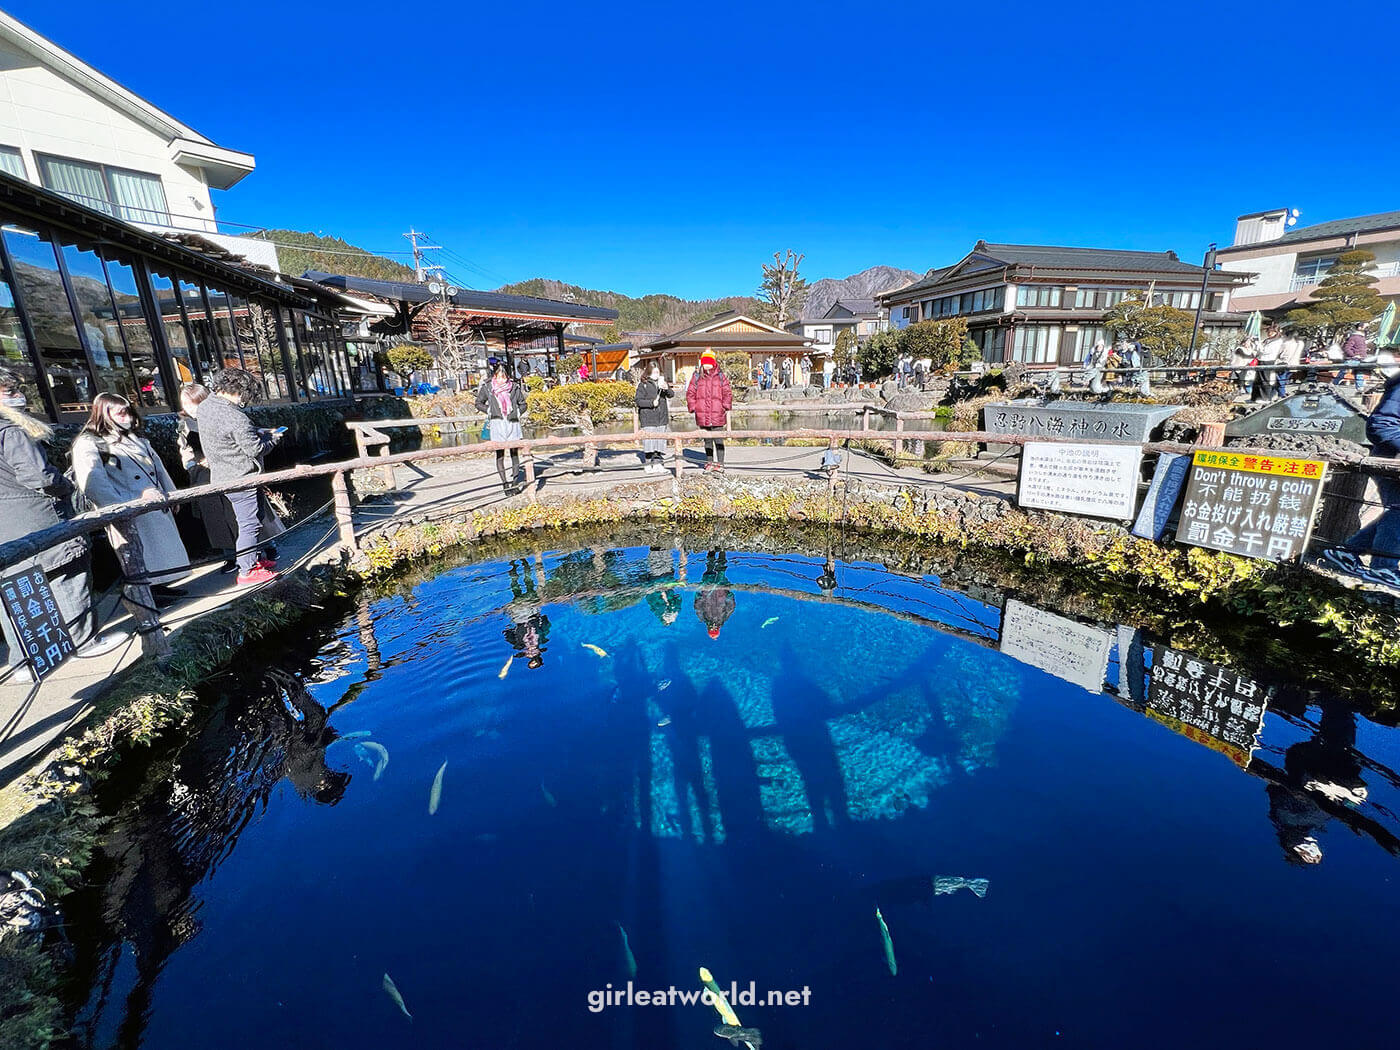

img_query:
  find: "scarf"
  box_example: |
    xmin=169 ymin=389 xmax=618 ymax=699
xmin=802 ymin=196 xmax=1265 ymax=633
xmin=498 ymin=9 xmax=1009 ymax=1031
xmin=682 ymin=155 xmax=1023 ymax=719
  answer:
xmin=492 ymin=375 xmax=513 ymax=418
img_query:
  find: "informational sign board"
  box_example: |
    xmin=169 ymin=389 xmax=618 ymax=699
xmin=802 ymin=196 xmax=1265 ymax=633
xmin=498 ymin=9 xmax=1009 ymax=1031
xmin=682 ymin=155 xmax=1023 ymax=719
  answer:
xmin=1018 ymin=441 xmax=1144 ymax=520
xmin=1223 ymin=390 xmax=1367 ymax=444
xmin=985 ymin=401 xmax=1182 ymax=442
xmin=998 ymin=599 xmax=1113 ymax=693
xmin=1146 ymin=645 xmax=1269 ymax=767
xmin=1 ymin=567 xmax=76 ymax=680
xmin=1175 ymin=450 xmax=1327 ymax=561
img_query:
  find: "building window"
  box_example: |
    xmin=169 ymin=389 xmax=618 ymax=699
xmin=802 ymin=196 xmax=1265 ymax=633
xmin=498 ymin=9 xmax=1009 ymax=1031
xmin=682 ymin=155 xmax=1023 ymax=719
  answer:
xmin=1074 ymin=286 xmax=1129 ymax=310
xmin=0 ymin=257 xmax=40 ymax=407
xmin=147 ymin=269 xmax=197 ymax=385
xmin=1078 ymin=326 xmax=1111 ymax=356
xmin=972 ymin=327 xmax=1005 ymax=363
xmin=36 ymin=154 xmax=170 ymax=226
xmin=59 ymin=242 xmax=141 ymax=404
xmin=0 ymin=146 xmax=25 ymax=180
xmin=1150 ymin=289 xmax=1201 ymax=310
xmin=1015 ymin=285 xmax=1063 ymax=308
xmin=812 ymin=327 xmax=833 ymax=344
xmin=1011 ymin=325 xmax=1061 ymax=364
xmin=1293 ymin=256 xmax=1337 ymax=285
xmin=102 ymin=252 xmax=168 ymax=410
xmin=1 ymin=225 xmax=95 ymax=416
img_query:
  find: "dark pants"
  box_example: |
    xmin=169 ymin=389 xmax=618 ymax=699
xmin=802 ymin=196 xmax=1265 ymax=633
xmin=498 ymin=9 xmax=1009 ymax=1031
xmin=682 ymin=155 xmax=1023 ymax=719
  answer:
xmin=1342 ymin=473 xmax=1400 ymax=571
xmin=226 ymin=488 xmax=265 ymax=573
xmin=700 ymin=426 xmax=725 ymax=464
xmin=495 ymin=450 xmax=521 ymax=487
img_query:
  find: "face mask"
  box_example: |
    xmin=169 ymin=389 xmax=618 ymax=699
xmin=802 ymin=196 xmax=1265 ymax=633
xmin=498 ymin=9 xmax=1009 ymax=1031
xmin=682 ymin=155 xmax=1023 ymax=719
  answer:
xmin=1 ymin=393 xmax=25 ymax=408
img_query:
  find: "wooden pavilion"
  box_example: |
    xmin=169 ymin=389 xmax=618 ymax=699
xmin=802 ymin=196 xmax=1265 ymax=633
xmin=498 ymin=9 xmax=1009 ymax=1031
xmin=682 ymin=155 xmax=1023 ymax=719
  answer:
xmin=635 ymin=311 xmax=811 ymax=386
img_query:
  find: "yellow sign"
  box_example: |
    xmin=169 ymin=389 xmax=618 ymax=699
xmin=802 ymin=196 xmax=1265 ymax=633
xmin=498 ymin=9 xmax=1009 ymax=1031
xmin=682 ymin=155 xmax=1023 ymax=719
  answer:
xmin=1190 ymin=450 xmax=1327 ymax=481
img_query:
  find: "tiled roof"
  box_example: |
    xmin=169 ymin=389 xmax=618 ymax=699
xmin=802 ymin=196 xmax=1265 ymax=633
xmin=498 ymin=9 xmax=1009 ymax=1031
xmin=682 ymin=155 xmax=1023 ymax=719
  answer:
xmin=976 ymin=242 xmax=1203 ymax=274
xmin=1275 ymin=210 xmax=1400 ymax=245
xmin=302 ymin=271 xmax=618 ymax=321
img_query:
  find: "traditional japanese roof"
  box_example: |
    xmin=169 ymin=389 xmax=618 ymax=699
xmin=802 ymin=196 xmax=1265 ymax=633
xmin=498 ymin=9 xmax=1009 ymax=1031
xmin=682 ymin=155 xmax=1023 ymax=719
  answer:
xmin=824 ymin=298 xmax=879 ymax=318
xmin=639 ymin=310 xmax=808 ymax=355
xmin=302 ymin=271 xmax=618 ymax=325
xmin=1273 ymin=210 xmax=1400 ymax=245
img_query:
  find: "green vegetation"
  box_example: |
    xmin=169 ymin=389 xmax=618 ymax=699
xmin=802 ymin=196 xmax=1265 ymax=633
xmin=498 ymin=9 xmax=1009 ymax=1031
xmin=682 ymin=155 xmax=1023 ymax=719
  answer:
xmin=1285 ymin=249 xmax=1386 ymax=343
xmin=383 ymin=344 xmax=434 ymax=378
xmin=834 ymin=328 xmax=856 ymax=370
xmin=525 ymin=380 xmax=635 ymax=429
xmin=258 ymin=230 xmax=416 ymax=281
xmin=1102 ymin=292 xmax=1197 ymax=364
xmin=857 ymin=320 xmax=975 ymax=378
xmin=719 ymin=350 xmax=750 ymax=391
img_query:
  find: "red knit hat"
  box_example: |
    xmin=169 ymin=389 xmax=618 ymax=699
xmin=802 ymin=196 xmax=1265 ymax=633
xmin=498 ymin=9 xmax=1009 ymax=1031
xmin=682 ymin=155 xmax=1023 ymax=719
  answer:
xmin=708 ymin=627 xmax=720 ymax=639
xmin=700 ymin=350 xmax=717 ymax=367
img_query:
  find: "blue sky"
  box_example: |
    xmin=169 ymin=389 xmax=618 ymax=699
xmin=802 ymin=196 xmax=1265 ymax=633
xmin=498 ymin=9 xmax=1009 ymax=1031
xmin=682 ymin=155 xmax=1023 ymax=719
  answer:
xmin=11 ymin=0 xmax=1398 ymax=299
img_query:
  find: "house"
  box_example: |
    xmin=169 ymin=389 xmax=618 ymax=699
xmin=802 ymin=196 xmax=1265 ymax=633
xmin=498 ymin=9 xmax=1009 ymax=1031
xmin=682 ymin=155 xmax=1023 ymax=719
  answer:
xmin=636 ymin=311 xmax=812 ymax=386
xmin=785 ymin=298 xmax=886 ymax=357
xmin=877 ymin=242 xmax=1250 ymax=366
xmin=1216 ymin=208 xmax=1400 ymax=317
xmin=0 ymin=11 xmax=273 ymax=268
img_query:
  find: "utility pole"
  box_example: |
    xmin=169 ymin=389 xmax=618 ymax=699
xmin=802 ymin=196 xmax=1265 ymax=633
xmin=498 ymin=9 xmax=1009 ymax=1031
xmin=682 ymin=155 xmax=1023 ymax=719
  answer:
xmin=1188 ymin=243 xmax=1217 ymax=363
xmin=404 ymin=228 xmax=443 ymax=282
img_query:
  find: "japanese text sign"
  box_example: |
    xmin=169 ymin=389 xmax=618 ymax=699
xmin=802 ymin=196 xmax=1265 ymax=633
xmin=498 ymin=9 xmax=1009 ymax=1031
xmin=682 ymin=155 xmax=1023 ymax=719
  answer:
xmin=1146 ymin=645 xmax=1269 ymax=766
xmin=1175 ymin=451 xmax=1327 ymax=561
xmin=1018 ymin=441 xmax=1143 ymax=520
xmin=1 ymin=567 xmax=76 ymax=680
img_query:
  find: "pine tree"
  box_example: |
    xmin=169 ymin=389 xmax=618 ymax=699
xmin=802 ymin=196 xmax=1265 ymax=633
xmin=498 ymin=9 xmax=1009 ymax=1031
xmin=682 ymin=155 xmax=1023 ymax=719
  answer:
xmin=1285 ymin=250 xmax=1385 ymax=343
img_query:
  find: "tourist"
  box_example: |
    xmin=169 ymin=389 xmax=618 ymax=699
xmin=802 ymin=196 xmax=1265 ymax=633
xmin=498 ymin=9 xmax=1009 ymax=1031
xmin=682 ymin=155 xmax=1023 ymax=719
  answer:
xmin=72 ymin=392 xmax=190 ymax=598
xmin=762 ymin=356 xmax=773 ymax=391
xmin=693 ymin=549 xmax=735 ymax=638
xmin=578 ymin=360 xmax=590 ymax=383
xmin=1280 ymin=327 xmax=1305 ymax=393
xmin=177 ymin=383 xmax=238 ymax=572
xmin=0 ymin=368 xmax=122 ymax=668
xmin=686 ymin=349 xmax=732 ymax=473
xmin=1332 ymin=324 xmax=1369 ymax=393
xmin=913 ymin=359 xmax=926 ymax=392
xmin=780 ymin=356 xmax=793 ymax=389
xmin=1254 ymin=326 xmax=1285 ymax=401
xmin=1230 ymin=336 xmax=1258 ymax=397
xmin=1086 ymin=340 xmax=1109 ymax=394
xmin=635 ymin=365 xmax=673 ymax=474
xmin=1322 ymin=355 xmax=1400 ymax=587
xmin=475 ymin=361 xmax=528 ymax=495
xmin=200 ymin=367 xmax=286 ymax=586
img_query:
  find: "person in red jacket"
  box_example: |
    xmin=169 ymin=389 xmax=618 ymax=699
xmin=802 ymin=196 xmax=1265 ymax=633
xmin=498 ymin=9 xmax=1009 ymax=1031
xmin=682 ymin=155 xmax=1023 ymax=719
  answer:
xmin=686 ymin=349 xmax=732 ymax=472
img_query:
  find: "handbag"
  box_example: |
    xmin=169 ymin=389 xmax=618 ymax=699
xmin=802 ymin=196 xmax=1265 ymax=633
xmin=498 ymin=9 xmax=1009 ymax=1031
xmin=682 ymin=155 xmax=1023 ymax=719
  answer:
xmin=481 ymin=420 xmax=492 ymax=441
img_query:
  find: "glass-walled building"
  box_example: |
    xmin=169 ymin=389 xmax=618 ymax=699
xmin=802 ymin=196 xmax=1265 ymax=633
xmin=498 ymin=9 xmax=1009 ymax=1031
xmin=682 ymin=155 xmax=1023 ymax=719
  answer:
xmin=0 ymin=171 xmax=372 ymax=422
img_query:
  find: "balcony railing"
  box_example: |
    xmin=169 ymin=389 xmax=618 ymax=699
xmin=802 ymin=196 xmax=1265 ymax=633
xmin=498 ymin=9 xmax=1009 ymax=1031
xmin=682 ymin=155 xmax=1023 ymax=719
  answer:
xmin=46 ymin=187 xmax=264 ymax=238
xmin=1291 ymin=261 xmax=1400 ymax=292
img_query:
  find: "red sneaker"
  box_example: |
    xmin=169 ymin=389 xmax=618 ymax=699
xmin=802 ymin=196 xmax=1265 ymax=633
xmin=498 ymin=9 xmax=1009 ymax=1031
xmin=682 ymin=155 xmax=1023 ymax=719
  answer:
xmin=236 ymin=566 xmax=278 ymax=586
xmin=255 ymin=558 xmax=278 ymax=571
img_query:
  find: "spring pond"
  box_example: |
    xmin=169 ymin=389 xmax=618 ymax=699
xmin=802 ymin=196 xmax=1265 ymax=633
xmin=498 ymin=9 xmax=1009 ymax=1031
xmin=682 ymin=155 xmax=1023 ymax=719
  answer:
xmin=65 ymin=526 xmax=1400 ymax=1049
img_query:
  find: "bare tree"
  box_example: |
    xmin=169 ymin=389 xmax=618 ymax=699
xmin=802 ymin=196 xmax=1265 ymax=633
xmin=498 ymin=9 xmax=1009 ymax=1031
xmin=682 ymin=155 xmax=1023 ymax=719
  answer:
xmin=419 ymin=298 xmax=475 ymax=390
xmin=758 ymin=250 xmax=809 ymax=327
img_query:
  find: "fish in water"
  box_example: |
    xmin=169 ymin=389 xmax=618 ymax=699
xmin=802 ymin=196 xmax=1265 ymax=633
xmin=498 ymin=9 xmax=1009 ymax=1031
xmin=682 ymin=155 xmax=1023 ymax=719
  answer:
xmin=616 ymin=921 xmax=637 ymax=979
xmin=360 ymin=741 xmax=389 ymax=781
xmin=382 ymin=972 xmax=412 ymax=1020
xmin=541 ymin=782 xmax=557 ymax=807
xmin=876 ymin=906 xmax=897 ymax=976
xmin=335 ymin=730 xmax=372 ymax=742
xmin=656 ymin=717 xmax=672 ymax=728
xmin=498 ymin=655 xmax=513 ymax=680
xmin=933 ymin=875 xmax=989 ymax=898
xmin=581 ymin=643 xmax=609 ymax=657
xmin=714 ymin=1024 xmax=764 ymax=1047
xmin=429 ymin=761 xmax=447 ymax=815
xmin=698 ymin=967 xmax=741 ymax=1028
xmin=760 ymin=617 xmax=779 ymax=629
xmin=351 ymin=743 xmax=375 ymax=769
xmin=657 ymin=679 xmax=672 ymax=691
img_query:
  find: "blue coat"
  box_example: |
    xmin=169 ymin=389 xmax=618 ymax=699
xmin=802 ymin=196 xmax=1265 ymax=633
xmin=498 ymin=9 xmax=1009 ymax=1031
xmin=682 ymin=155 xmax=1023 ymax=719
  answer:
xmin=1367 ymin=373 xmax=1400 ymax=456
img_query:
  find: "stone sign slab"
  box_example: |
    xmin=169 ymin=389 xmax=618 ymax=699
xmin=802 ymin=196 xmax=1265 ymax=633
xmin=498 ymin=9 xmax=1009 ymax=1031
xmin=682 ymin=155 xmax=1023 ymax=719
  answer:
xmin=1146 ymin=645 xmax=1270 ymax=767
xmin=1175 ymin=450 xmax=1327 ymax=561
xmin=985 ymin=400 xmax=1182 ymax=442
xmin=1224 ymin=390 xmax=1367 ymax=444
xmin=999 ymin=599 xmax=1113 ymax=693
xmin=1131 ymin=452 xmax=1191 ymax=541
xmin=1018 ymin=441 xmax=1143 ymax=520
xmin=1 ymin=566 xmax=76 ymax=680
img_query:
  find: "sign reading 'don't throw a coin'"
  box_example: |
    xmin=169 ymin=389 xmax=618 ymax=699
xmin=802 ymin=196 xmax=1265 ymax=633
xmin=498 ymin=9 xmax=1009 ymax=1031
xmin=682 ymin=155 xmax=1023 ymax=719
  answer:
xmin=1017 ymin=441 xmax=1144 ymax=520
xmin=1146 ymin=645 xmax=1270 ymax=767
xmin=1175 ymin=450 xmax=1327 ymax=561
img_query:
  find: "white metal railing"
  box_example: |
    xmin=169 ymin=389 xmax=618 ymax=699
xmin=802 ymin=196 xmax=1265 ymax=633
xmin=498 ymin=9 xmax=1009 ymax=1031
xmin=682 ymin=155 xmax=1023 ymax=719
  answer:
xmin=1290 ymin=261 xmax=1400 ymax=292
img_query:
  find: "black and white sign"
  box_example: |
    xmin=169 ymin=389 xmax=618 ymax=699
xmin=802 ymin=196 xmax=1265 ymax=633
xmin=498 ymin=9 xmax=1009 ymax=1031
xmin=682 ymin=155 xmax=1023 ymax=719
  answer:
xmin=1018 ymin=441 xmax=1144 ymax=520
xmin=1 ymin=567 xmax=76 ymax=680
xmin=1147 ymin=645 xmax=1269 ymax=763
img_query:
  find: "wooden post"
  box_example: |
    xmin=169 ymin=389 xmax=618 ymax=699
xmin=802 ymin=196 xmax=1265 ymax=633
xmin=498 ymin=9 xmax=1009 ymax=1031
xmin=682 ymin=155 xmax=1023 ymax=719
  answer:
xmin=672 ymin=437 xmax=684 ymax=481
xmin=331 ymin=470 xmax=357 ymax=552
xmin=894 ymin=417 xmax=905 ymax=461
xmin=861 ymin=405 xmax=870 ymax=432
xmin=1198 ymin=421 xmax=1227 ymax=447
xmin=522 ymin=447 xmax=538 ymax=503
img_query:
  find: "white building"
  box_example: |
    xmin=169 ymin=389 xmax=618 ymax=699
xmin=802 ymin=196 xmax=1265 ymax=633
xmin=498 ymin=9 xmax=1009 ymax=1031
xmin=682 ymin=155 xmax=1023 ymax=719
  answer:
xmin=785 ymin=298 xmax=887 ymax=356
xmin=1216 ymin=208 xmax=1400 ymax=316
xmin=0 ymin=11 xmax=275 ymax=268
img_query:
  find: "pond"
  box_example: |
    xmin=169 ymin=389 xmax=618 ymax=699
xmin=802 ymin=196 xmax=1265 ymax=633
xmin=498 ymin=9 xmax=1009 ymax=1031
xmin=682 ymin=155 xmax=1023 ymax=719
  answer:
xmin=64 ymin=527 xmax=1400 ymax=1050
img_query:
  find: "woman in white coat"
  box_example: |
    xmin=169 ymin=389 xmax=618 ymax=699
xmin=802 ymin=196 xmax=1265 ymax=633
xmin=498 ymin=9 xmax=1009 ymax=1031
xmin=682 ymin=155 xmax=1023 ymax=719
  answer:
xmin=72 ymin=392 xmax=190 ymax=594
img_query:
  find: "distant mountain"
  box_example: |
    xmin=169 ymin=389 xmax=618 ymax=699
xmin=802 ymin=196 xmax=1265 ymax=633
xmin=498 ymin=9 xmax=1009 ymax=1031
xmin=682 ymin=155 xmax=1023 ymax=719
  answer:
xmin=801 ymin=265 xmax=920 ymax=320
xmin=259 ymin=230 xmax=417 ymax=283
xmin=494 ymin=278 xmax=763 ymax=342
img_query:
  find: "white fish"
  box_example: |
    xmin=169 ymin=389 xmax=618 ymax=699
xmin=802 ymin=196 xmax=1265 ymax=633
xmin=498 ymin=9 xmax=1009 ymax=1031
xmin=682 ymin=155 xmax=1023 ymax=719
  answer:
xmin=581 ymin=643 xmax=609 ymax=658
xmin=656 ymin=717 xmax=672 ymax=728
xmin=657 ymin=679 xmax=672 ymax=691
xmin=429 ymin=761 xmax=447 ymax=815
xmin=541 ymin=781 xmax=557 ymax=807
xmin=382 ymin=972 xmax=412 ymax=1020
xmin=876 ymin=906 xmax=897 ymax=976
xmin=617 ymin=921 xmax=637 ymax=979
xmin=498 ymin=655 xmax=513 ymax=680
xmin=761 ymin=617 xmax=779 ymax=629
xmin=361 ymin=741 xmax=389 ymax=781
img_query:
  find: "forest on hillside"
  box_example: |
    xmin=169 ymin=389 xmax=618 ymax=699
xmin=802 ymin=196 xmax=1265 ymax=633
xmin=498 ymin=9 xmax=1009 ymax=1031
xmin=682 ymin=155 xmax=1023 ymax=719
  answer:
xmin=497 ymin=277 xmax=762 ymax=339
xmin=258 ymin=230 xmax=417 ymax=282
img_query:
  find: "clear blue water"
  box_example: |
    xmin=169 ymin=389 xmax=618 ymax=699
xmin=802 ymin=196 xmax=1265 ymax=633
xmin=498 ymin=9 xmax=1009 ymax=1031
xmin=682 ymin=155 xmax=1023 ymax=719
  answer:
xmin=70 ymin=540 xmax=1400 ymax=1049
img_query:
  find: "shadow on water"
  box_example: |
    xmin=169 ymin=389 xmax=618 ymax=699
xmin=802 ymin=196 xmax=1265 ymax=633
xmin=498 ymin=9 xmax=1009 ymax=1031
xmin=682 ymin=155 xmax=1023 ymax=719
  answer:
xmin=57 ymin=520 xmax=1400 ymax=1050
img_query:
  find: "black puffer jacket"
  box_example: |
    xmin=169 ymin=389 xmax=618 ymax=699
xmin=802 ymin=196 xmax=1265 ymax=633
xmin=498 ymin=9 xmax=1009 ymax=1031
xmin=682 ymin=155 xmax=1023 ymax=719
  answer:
xmin=635 ymin=378 xmax=673 ymax=427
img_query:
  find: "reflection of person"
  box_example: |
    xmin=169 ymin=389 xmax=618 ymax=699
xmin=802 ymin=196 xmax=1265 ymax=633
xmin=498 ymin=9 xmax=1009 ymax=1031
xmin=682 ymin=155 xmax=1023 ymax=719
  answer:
xmin=72 ymin=392 xmax=190 ymax=594
xmin=0 ymin=368 xmax=122 ymax=666
xmin=694 ymin=550 xmax=735 ymax=639
xmin=645 ymin=545 xmax=681 ymax=625
xmin=177 ymin=383 xmax=238 ymax=572
xmin=504 ymin=558 xmax=549 ymax=668
xmin=200 ymin=368 xmax=286 ymax=586
xmin=1266 ymin=700 xmax=1367 ymax=866
xmin=475 ymin=361 xmax=528 ymax=495
xmin=1322 ymin=360 xmax=1400 ymax=587
xmin=686 ymin=350 xmax=732 ymax=472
